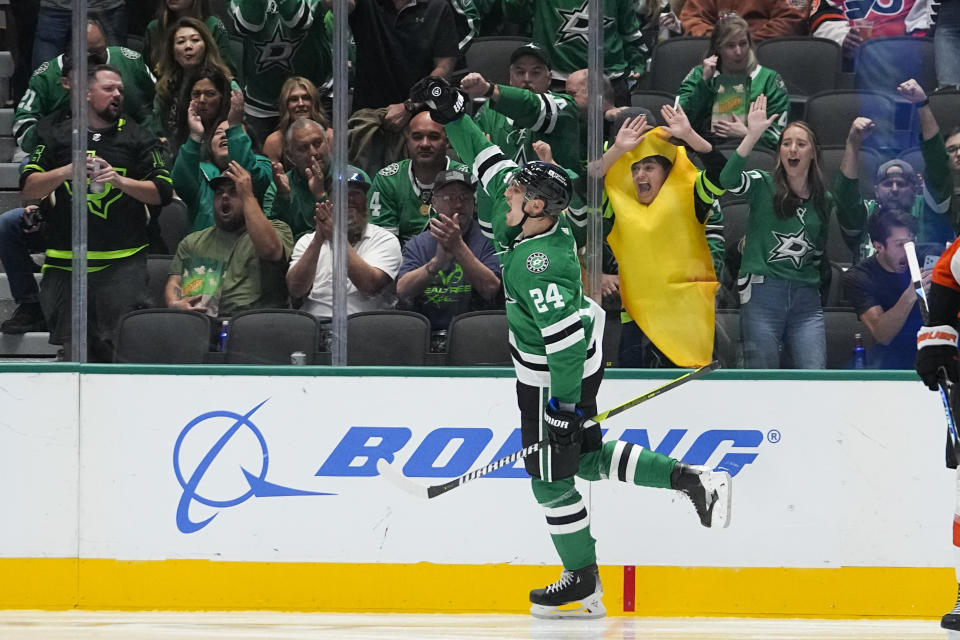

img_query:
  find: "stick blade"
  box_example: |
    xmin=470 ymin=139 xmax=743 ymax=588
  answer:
xmin=376 ymin=458 xmax=430 ymax=499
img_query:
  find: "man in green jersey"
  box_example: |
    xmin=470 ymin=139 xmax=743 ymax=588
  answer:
xmin=14 ymin=18 xmax=159 ymax=158
xmin=411 ymin=75 xmax=732 ymax=620
xmin=368 ymin=110 xmax=467 ymax=247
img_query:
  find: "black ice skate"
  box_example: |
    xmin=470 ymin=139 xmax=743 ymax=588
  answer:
xmin=943 ymin=583 xmax=960 ymax=635
xmin=529 ymin=562 xmax=605 ymax=619
xmin=671 ymin=463 xmax=732 ymax=528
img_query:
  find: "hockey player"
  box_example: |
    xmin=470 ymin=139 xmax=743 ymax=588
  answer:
xmin=410 ymin=75 xmax=732 ymax=619
xmin=915 ymin=247 xmax=960 ymax=634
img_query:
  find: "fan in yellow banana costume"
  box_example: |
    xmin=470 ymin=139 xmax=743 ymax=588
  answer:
xmin=601 ymin=109 xmax=725 ymax=367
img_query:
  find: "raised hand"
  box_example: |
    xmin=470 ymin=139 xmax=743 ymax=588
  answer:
xmin=187 ymin=99 xmax=204 ymax=142
xmin=702 ymin=55 xmax=719 ymax=82
xmin=897 ymin=78 xmax=927 ymax=104
xmin=271 ymin=161 xmax=290 ymax=199
xmin=222 ymin=160 xmax=253 ymax=199
xmin=532 ymin=140 xmax=554 ymax=163
xmin=461 ymin=72 xmax=492 ymax=100
xmin=660 ymin=103 xmax=695 ymax=141
xmin=227 ymin=89 xmax=245 ymax=128
xmin=745 ymin=95 xmax=777 ymax=136
xmin=306 ymin=155 xmax=327 ymax=200
xmin=847 ymin=117 xmax=876 ymax=147
xmin=612 ymin=114 xmax=650 ymax=152
xmin=313 ymin=200 xmax=333 ymax=244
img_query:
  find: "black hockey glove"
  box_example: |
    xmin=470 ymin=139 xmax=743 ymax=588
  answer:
xmin=408 ymin=76 xmax=468 ymax=124
xmin=916 ymin=325 xmax=959 ymax=391
xmin=544 ymin=397 xmax=585 ymax=447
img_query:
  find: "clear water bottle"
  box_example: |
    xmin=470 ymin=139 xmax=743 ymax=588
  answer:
xmin=852 ymin=333 xmax=867 ymax=369
xmin=218 ymin=319 xmax=230 ymax=352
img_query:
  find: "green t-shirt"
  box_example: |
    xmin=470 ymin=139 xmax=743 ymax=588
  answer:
xmin=171 ymin=220 xmax=294 ymax=316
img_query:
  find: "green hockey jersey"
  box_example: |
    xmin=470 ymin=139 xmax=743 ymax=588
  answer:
xmin=501 ymin=0 xmax=649 ymax=79
xmin=14 ymin=47 xmax=159 ymax=153
xmin=228 ymin=0 xmax=333 ymax=118
xmin=446 ymin=115 xmax=604 ymax=403
xmin=368 ymin=156 xmax=467 ymax=246
xmin=677 ymin=64 xmax=790 ymax=151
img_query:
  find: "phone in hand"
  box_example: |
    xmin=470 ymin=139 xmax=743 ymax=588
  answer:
xmin=923 ymin=254 xmax=941 ymax=270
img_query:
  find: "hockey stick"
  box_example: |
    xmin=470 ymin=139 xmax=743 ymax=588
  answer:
xmin=377 ymin=360 xmax=720 ymax=499
xmin=905 ymin=241 xmax=960 ymax=468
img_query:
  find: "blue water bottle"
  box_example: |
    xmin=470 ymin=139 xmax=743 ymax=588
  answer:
xmin=218 ymin=319 xmax=230 ymax=352
xmin=852 ymin=332 xmax=866 ymax=369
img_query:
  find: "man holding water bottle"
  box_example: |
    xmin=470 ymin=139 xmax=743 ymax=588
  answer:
xmin=20 ymin=64 xmax=173 ymax=361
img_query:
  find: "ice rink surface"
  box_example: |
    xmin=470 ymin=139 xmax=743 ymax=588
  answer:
xmin=0 ymin=612 xmax=948 ymax=640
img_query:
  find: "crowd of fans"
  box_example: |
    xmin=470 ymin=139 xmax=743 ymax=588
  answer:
xmin=0 ymin=0 xmax=958 ymax=367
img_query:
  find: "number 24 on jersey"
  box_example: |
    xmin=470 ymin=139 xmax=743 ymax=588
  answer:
xmin=529 ymin=283 xmax=565 ymax=313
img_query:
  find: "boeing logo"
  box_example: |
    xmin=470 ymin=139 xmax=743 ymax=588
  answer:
xmin=174 ymin=399 xmax=333 ymax=534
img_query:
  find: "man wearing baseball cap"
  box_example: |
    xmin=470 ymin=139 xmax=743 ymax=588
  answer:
xmin=287 ymin=164 xmax=402 ymax=317
xmin=396 ymin=168 xmax=502 ymax=334
xmin=835 ymin=79 xmax=956 ymax=261
xmin=165 ymin=162 xmax=294 ymax=318
xmin=459 ymin=43 xmax=581 ymax=182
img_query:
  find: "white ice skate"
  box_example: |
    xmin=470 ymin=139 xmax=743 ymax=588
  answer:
xmin=675 ymin=464 xmax=732 ymax=528
xmin=529 ymin=563 xmax=605 ymax=619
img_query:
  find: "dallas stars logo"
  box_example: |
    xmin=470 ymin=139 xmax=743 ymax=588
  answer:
xmin=768 ymin=229 xmax=814 ymax=268
xmin=526 ymin=252 xmax=550 ymax=273
xmin=255 ymin=23 xmax=305 ymax=74
xmin=556 ymin=0 xmax=616 ymax=47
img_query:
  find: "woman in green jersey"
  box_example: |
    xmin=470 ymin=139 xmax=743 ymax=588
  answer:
xmin=720 ymin=95 xmax=866 ymax=368
xmin=676 ymin=14 xmax=789 ymax=150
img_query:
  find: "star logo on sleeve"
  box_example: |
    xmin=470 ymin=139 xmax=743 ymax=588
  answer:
xmin=255 ymin=23 xmax=306 ymax=74
xmin=556 ymin=1 xmax=616 ymax=47
xmin=768 ymin=229 xmax=814 ymax=268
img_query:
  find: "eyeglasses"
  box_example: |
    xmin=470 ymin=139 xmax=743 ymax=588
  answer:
xmin=191 ymin=90 xmax=220 ymax=99
xmin=947 ymin=145 xmax=960 ymax=154
xmin=434 ymin=194 xmax=473 ymax=204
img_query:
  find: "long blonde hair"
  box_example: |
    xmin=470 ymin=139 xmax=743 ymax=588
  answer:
xmin=709 ymin=14 xmax=758 ymax=75
xmin=276 ymin=77 xmax=330 ymax=133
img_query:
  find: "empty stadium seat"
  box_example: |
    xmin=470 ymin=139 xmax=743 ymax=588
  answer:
xmin=756 ymin=37 xmax=841 ymax=99
xmin=720 ymin=199 xmax=749 ymax=247
xmin=629 ymin=90 xmax=674 ymax=122
xmin=114 ymin=309 xmax=211 ymax=364
xmin=824 ymin=307 xmax=874 ymax=369
xmin=645 ymin=37 xmax=710 ymax=93
xmin=346 ymin=310 xmax=431 ymax=366
xmin=818 ymin=145 xmax=883 ymax=200
xmin=225 ymin=309 xmax=320 ymax=365
xmin=445 ymin=310 xmax=510 ymax=366
xmin=804 ymin=90 xmax=897 ymax=148
xmin=855 ymin=37 xmax=936 ymax=98
xmin=146 ymin=255 xmax=173 ymax=308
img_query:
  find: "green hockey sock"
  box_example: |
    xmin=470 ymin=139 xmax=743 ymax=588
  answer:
xmin=531 ymin=477 xmax=596 ymax=571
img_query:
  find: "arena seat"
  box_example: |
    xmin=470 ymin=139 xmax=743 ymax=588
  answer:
xmin=629 ymin=90 xmax=674 ymax=122
xmin=854 ymin=37 xmax=936 ymax=98
xmin=645 ymin=36 xmax=710 ymax=93
xmin=445 ymin=310 xmax=510 ymax=366
xmin=225 ymin=309 xmax=320 ymax=365
xmin=818 ymin=145 xmax=883 ymax=200
xmin=114 ymin=308 xmax=211 ymax=364
xmin=756 ymin=37 xmax=841 ymax=121
xmin=719 ymin=198 xmax=749 ymax=248
xmin=464 ymin=36 xmax=531 ymax=87
xmin=823 ymin=307 xmax=874 ymax=369
xmin=756 ymin=37 xmax=841 ymax=99
xmin=346 ymin=310 xmax=430 ymax=366
xmin=146 ymin=254 xmax=173 ymax=308
xmin=804 ymin=90 xmax=897 ymax=149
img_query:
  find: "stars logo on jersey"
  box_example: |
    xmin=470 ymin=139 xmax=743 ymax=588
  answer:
xmin=556 ymin=1 xmax=616 ymax=47
xmin=768 ymin=229 xmax=813 ymax=268
xmin=378 ymin=163 xmax=400 ymax=177
xmin=255 ymin=23 xmax=306 ymax=74
xmin=526 ymin=252 xmax=550 ymax=273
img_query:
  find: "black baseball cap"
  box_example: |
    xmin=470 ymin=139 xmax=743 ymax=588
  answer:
xmin=208 ymin=174 xmax=235 ymax=191
xmin=510 ymin=43 xmax=552 ymax=69
xmin=433 ymin=169 xmax=477 ymax=191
